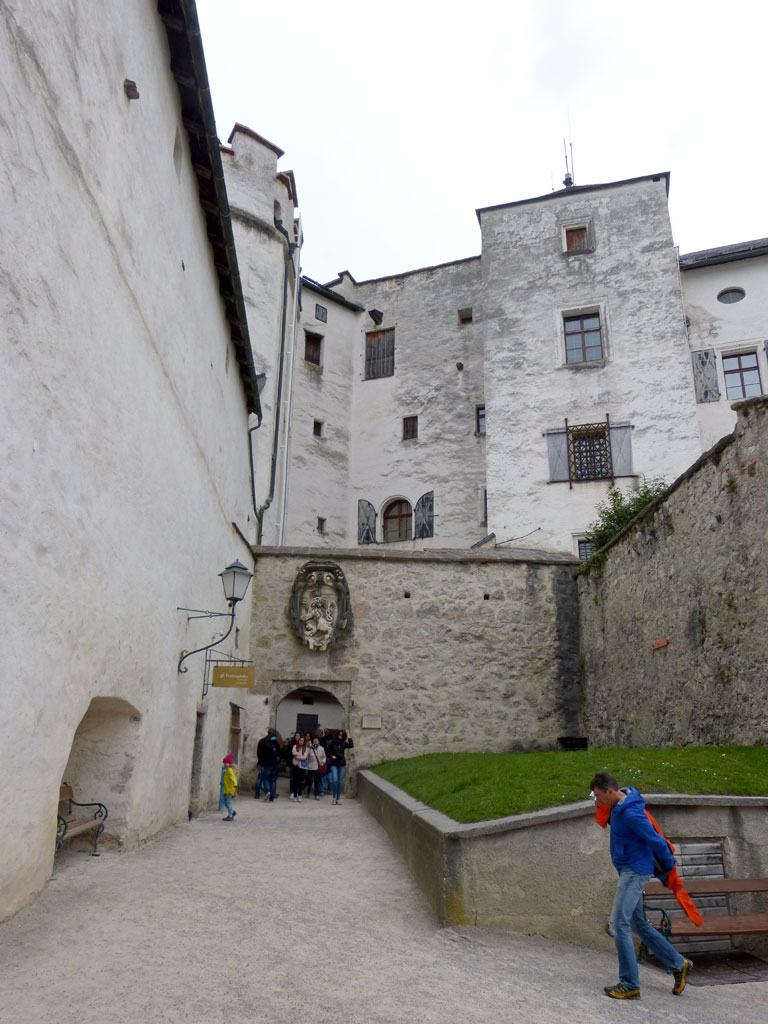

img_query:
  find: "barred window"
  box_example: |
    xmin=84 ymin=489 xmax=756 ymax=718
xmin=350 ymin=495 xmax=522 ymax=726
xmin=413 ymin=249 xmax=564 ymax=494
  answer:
xmin=315 ymin=303 xmax=328 ymax=322
xmin=402 ymin=415 xmax=418 ymax=440
xmin=546 ymin=419 xmax=632 ymax=486
xmin=569 ymin=422 xmax=612 ymax=481
xmin=365 ymin=328 xmax=395 ymax=379
xmin=578 ymin=539 xmax=594 ymax=562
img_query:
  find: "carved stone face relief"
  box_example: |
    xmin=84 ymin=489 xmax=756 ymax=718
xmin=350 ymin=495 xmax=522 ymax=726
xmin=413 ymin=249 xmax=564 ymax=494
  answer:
xmin=289 ymin=561 xmax=350 ymax=652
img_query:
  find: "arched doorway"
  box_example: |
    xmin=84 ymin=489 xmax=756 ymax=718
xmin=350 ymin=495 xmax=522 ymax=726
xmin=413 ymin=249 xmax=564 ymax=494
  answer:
xmin=275 ymin=686 xmax=345 ymax=739
xmin=62 ymin=696 xmax=142 ymax=847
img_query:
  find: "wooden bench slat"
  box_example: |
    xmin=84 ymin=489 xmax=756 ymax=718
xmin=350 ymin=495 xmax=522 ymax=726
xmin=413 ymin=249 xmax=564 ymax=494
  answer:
xmin=648 ymin=912 xmax=768 ymax=937
xmin=645 ymin=878 xmax=768 ymax=896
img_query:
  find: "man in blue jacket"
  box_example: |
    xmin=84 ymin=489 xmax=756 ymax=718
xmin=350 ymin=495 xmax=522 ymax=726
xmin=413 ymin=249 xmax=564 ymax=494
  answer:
xmin=590 ymin=770 xmax=693 ymax=1000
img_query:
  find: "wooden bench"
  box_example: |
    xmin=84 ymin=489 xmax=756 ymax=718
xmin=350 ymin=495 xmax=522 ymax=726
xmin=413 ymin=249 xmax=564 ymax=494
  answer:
xmin=56 ymin=783 xmax=108 ymax=856
xmin=643 ymin=877 xmax=768 ymax=945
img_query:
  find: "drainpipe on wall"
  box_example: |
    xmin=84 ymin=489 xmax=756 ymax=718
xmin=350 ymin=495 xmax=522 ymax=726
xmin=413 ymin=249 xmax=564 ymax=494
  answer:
xmin=254 ymin=219 xmax=298 ymax=544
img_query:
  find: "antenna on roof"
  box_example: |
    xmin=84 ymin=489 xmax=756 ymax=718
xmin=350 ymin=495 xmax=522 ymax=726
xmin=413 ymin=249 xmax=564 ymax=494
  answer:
xmin=563 ymin=138 xmax=574 ymax=188
xmin=563 ymin=112 xmax=575 ymax=188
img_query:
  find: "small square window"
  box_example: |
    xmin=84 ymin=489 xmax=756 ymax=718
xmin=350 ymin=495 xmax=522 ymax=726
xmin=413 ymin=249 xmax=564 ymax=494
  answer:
xmin=402 ymin=415 xmax=418 ymax=440
xmin=565 ymin=227 xmax=588 ymax=251
xmin=476 ymin=405 xmax=486 ymax=435
xmin=458 ymin=307 xmax=473 ymax=325
xmin=315 ymin=303 xmax=328 ymax=323
xmin=313 ymin=419 xmax=323 ymax=437
xmin=316 ymin=517 xmax=326 ymax=534
xmin=304 ymin=331 xmax=322 ymax=366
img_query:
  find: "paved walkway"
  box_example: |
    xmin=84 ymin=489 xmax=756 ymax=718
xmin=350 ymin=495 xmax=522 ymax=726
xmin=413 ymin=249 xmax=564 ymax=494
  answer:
xmin=1 ymin=788 xmax=765 ymax=1024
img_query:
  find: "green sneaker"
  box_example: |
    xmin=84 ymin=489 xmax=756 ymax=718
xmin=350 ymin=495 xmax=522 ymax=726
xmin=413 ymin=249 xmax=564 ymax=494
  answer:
xmin=672 ymin=959 xmax=693 ymax=995
xmin=604 ymin=983 xmax=640 ymax=999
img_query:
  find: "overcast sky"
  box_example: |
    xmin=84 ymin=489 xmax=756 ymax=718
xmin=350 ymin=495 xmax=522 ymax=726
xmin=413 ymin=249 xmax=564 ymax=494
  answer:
xmin=196 ymin=0 xmax=768 ymax=284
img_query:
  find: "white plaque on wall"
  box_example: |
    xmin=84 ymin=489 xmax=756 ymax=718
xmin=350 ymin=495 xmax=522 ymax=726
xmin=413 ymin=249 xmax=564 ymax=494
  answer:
xmin=361 ymin=715 xmax=382 ymax=730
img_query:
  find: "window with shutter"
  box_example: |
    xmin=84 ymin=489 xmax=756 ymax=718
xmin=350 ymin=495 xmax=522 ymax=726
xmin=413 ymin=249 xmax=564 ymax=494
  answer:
xmin=357 ymin=499 xmax=376 ymax=545
xmin=365 ymin=329 xmax=395 ymax=379
xmin=691 ymin=350 xmax=721 ymax=403
xmin=414 ymin=491 xmax=434 ymax=539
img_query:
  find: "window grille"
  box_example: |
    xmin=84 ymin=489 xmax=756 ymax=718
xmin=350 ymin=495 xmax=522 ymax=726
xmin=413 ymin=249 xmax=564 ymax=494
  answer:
xmin=365 ymin=328 xmax=395 ymax=379
xmin=567 ymin=419 xmax=613 ymax=483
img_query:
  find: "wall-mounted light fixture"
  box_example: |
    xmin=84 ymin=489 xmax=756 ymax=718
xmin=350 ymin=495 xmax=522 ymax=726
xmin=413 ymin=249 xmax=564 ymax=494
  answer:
xmin=178 ymin=561 xmax=253 ymax=673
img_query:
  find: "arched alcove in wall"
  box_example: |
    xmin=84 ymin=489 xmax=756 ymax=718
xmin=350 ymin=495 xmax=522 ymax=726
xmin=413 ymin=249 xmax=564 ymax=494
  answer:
xmin=275 ymin=686 xmax=346 ymax=738
xmin=61 ymin=696 xmax=142 ymax=846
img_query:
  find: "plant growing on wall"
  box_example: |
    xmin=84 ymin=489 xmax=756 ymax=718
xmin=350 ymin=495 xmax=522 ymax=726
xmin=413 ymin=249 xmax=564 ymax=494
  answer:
xmin=584 ymin=477 xmax=668 ymax=554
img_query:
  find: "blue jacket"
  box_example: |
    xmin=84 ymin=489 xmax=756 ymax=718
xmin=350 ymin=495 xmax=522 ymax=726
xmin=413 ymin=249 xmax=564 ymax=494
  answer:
xmin=608 ymin=788 xmax=676 ymax=876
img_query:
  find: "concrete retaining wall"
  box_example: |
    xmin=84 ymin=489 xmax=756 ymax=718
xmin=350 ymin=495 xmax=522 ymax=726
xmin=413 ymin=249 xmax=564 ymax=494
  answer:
xmin=359 ymin=771 xmax=768 ymax=953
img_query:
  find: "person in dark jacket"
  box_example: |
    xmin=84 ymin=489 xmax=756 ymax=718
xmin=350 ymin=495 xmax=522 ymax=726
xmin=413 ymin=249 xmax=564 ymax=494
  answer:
xmin=327 ymin=729 xmax=354 ymax=805
xmin=255 ymin=729 xmax=282 ymax=803
xmin=590 ymin=770 xmax=692 ymax=1001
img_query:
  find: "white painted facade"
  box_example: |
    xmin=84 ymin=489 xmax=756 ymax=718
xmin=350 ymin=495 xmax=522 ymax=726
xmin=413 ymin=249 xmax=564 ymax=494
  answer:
xmin=0 ymin=2 xmax=261 ymax=920
xmin=262 ymin=174 xmax=765 ymax=557
xmin=680 ymin=244 xmax=768 ymax=451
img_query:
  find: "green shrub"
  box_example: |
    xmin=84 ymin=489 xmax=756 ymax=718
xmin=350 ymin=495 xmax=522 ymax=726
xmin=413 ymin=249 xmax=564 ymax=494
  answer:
xmin=585 ymin=477 xmax=668 ymax=553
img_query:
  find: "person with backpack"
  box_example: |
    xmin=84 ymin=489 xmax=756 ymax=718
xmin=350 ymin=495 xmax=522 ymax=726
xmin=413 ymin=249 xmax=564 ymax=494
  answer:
xmin=255 ymin=729 xmax=282 ymax=802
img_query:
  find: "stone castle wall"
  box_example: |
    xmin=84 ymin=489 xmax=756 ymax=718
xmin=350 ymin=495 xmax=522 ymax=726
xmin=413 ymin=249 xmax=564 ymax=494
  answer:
xmin=244 ymin=546 xmax=581 ymax=783
xmin=578 ymin=395 xmax=768 ymax=747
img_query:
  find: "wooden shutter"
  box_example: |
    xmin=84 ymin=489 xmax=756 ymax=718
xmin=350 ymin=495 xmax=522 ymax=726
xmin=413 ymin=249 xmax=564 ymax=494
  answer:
xmin=357 ymin=499 xmax=376 ymax=544
xmin=691 ymin=349 xmax=720 ymax=403
xmin=414 ymin=491 xmax=434 ymax=539
xmin=546 ymin=429 xmax=569 ymax=482
xmin=609 ymin=422 xmax=633 ymax=476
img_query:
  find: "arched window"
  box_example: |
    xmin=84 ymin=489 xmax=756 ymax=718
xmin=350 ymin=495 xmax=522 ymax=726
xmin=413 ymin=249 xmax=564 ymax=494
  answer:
xmin=383 ymin=499 xmax=412 ymax=542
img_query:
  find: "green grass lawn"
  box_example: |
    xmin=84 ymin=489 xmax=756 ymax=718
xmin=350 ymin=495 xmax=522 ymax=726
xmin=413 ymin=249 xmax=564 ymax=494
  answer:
xmin=370 ymin=746 xmax=768 ymax=824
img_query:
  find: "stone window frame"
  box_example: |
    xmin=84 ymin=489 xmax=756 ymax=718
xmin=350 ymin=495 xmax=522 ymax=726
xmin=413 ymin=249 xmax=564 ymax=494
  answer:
xmin=315 ymin=302 xmax=328 ymax=322
xmin=559 ymin=302 xmax=608 ymax=368
xmin=560 ymin=218 xmax=595 ymax=255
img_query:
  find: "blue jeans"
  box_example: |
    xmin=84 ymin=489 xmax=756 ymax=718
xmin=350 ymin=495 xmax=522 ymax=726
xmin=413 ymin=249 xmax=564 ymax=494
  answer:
xmin=612 ymin=868 xmax=684 ymax=989
xmin=262 ymin=764 xmax=278 ymax=801
xmin=329 ymin=764 xmax=345 ymax=800
xmin=222 ymin=793 xmax=234 ymax=818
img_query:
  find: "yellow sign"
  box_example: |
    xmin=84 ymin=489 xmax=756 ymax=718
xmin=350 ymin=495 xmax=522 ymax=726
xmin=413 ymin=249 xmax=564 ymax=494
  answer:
xmin=212 ymin=666 xmax=255 ymax=688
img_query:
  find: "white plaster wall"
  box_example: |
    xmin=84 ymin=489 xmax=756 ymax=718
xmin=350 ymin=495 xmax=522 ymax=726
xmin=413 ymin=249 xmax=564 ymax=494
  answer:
xmin=341 ymin=259 xmax=488 ymax=548
xmin=221 ymin=127 xmax=301 ymax=548
xmin=479 ymin=177 xmax=702 ymax=554
xmin=681 ymin=255 xmax=768 ymax=450
xmin=1 ymin=1 xmax=254 ymax=919
xmin=280 ymin=286 xmax=358 ymax=545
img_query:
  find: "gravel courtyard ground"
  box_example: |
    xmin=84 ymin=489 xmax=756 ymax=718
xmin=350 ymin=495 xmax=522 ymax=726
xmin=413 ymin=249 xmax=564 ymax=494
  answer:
xmin=1 ymin=787 xmax=765 ymax=1024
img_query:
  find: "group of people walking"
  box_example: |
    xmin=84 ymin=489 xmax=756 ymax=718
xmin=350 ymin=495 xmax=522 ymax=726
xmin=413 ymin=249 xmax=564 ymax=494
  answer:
xmin=251 ymin=727 xmax=354 ymax=805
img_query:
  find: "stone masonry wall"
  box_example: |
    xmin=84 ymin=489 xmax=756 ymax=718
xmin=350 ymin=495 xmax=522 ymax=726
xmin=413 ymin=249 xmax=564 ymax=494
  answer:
xmin=245 ymin=547 xmax=580 ymax=783
xmin=579 ymin=396 xmax=768 ymax=747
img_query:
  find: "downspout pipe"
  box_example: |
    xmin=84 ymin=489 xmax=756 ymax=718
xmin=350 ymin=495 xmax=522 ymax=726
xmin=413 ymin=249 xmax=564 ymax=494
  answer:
xmin=254 ymin=219 xmax=297 ymax=544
